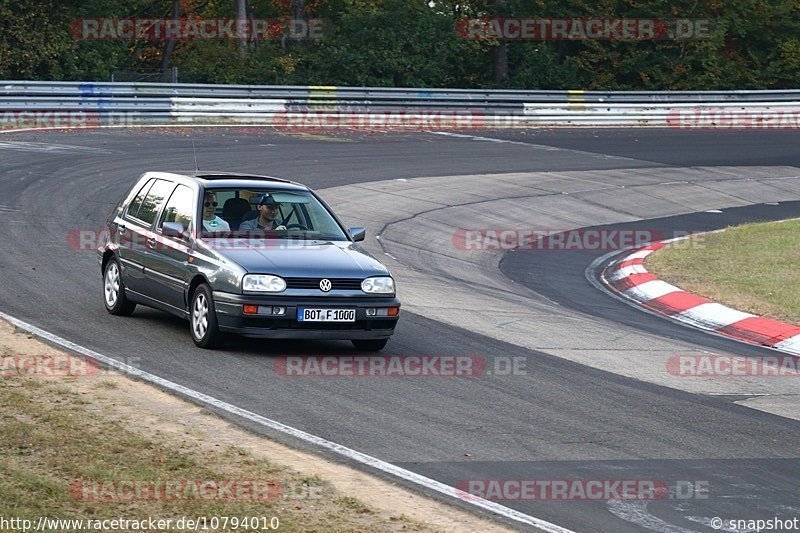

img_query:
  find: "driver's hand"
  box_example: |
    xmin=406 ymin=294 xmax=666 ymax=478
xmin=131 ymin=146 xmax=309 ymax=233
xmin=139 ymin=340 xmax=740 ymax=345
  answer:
xmin=274 ymin=225 xmax=286 ymax=231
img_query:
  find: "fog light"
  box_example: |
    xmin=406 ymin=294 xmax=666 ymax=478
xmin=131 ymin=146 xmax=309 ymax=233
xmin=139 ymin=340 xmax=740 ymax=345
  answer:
xmin=388 ymin=307 xmax=400 ymax=317
xmin=272 ymin=306 xmax=286 ymax=316
xmin=243 ymin=305 xmax=259 ymax=315
xmin=366 ymin=308 xmax=377 ymax=316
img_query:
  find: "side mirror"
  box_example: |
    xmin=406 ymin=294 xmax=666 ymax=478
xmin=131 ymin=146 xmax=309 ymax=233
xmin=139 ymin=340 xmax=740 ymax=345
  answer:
xmin=348 ymin=226 xmax=366 ymax=242
xmin=163 ymin=221 xmax=187 ymax=238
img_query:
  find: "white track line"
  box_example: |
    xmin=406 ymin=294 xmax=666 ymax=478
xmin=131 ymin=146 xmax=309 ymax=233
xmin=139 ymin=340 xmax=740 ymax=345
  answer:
xmin=428 ymin=131 xmax=645 ymax=162
xmin=0 ymin=310 xmax=572 ymax=533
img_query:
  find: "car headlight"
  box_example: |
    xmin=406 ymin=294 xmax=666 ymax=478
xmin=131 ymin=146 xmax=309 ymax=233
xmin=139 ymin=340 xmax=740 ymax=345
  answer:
xmin=243 ymin=274 xmax=286 ymax=292
xmin=361 ymin=276 xmax=395 ymax=294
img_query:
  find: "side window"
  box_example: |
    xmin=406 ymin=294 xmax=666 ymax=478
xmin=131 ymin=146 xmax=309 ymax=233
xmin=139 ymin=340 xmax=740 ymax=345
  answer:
xmin=126 ymin=179 xmax=154 ymax=220
xmin=158 ymin=185 xmax=194 ymax=236
xmin=136 ymin=179 xmax=174 ymax=226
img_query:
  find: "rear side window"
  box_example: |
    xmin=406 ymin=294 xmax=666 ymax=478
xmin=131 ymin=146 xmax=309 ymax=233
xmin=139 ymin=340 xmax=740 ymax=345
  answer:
xmin=158 ymin=185 xmax=194 ymax=234
xmin=126 ymin=179 xmax=154 ymax=220
xmin=136 ymin=179 xmax=174 ymax=226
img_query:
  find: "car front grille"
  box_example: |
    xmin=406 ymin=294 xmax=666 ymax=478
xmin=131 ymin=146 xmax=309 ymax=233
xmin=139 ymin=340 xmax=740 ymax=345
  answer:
xmin=285 ymin=277 xmax=363 ymax=290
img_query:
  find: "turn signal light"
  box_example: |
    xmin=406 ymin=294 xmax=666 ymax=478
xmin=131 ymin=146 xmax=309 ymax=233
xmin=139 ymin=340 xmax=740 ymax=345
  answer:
xmin=243 ymin=305 xmax=259 ymax=315
xmin=388 ymin=307 xmax=400 ymax=317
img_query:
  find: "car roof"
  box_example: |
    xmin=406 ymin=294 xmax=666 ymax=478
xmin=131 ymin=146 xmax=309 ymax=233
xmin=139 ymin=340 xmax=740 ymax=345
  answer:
xmin=149 ymin=171 xmax=309 ymax=191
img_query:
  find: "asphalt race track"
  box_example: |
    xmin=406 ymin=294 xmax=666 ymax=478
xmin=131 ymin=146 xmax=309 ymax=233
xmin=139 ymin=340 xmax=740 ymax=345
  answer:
xmin=1 ymin=127 xmax=800 ymax=532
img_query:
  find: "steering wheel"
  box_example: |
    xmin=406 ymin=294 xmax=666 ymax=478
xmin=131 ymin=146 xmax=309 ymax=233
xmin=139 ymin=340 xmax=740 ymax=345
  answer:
xmin=284 ymin=223 xmax=309 ymax=231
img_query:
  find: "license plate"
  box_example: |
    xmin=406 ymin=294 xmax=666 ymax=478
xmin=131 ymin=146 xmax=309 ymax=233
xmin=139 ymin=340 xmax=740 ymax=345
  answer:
xmin=297 ymin=308 xmax=356 ymax=322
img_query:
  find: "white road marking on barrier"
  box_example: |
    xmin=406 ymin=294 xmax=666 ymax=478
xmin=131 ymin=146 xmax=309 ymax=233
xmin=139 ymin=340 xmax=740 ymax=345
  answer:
xmin=624 ymin=280 xmax=682 ymax=302
xmin=609 ymin=264 xmax=648 ymax=280
xmin=622 ymin=248 xmax=656 ymax=261
xmin=0 ymin=309 xmax=574 ymax=533
xmin=774 ymin=334 xmax=800 ymax=356
xmin=677 ymin=303 xmax=756 ymax=330
xmin=170 ymin=97 xmax=287 ymax=114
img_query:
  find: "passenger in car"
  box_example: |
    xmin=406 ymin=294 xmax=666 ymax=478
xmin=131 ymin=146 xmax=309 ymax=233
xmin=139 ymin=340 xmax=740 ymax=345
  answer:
xmin=239 ymin=193 xmax=286 ymax=230
xmin=201 ymin=191 xmax=230 ymax=231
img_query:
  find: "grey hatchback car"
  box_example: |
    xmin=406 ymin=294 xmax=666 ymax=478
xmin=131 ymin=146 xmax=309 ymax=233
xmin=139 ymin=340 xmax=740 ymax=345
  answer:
xmin=98 ymin=172 xmax=400 ymax=349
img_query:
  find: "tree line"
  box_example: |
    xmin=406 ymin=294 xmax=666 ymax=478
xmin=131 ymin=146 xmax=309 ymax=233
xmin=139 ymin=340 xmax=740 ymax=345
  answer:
xmin=1 ymin=0 xmax=798 ymax=89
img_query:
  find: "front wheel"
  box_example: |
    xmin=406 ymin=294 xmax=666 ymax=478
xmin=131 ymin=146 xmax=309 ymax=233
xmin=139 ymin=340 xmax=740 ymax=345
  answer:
xmin=103 ymin=257 xmax=136 ymax=316
xmin=190 ymin=284 xmax=221 ymax=348
xmin=351 ymin=338 xmax=388 ymax=351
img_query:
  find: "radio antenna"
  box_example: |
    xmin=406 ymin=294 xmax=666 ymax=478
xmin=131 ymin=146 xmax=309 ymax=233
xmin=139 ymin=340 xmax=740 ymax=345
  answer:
xmin=191 ymin=138 xmax=200 ymax=171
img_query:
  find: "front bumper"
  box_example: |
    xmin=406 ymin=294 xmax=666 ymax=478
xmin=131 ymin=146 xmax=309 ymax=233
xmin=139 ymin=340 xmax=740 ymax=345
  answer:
xmin=213 ymin=291 xmax=400 ymax=339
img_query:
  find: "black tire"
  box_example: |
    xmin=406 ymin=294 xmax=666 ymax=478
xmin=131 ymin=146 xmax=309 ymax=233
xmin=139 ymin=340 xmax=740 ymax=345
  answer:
xmin=103 ymin=257 xmax=136 ymax=316
xmin=190 ymin=283 xmax=221 ymax=348
xmin=351 ymin=338 xmax=388 ymax=351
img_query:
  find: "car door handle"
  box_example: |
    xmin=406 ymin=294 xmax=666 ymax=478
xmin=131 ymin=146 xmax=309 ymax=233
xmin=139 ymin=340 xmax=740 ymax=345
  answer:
xmin=146 ymin=237 xmax=156 ymax=248
xmin=118 ymin=225 xmax=127 ymax=235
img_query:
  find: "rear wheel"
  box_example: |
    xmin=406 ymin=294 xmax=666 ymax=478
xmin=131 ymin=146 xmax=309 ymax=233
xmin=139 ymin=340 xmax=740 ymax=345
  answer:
xmin=351 ymin=338 xmax=388 ymax=351
xmin=103 ymin=257 xmax=136 ymax=316
xmin=191 ymin=283 xmax=221 ymax=348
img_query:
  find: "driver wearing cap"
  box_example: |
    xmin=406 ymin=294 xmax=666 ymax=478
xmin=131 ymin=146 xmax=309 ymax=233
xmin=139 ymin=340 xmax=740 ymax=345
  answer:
xmin=240 ymin=194 xmax=286 ymax=231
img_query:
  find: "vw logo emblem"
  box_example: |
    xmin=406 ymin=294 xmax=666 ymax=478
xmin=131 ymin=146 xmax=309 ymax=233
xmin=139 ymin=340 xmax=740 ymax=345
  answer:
xmin=319 ymin=279 xmax=332 ymax=292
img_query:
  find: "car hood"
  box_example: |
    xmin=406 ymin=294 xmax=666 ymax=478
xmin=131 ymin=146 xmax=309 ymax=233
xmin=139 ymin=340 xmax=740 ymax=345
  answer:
xmin=211 ymin=240 xmax=390 ymax=278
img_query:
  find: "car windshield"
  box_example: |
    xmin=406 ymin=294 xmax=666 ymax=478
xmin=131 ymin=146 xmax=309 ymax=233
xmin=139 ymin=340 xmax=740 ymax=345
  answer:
xmin=199 ymin=188 xmax=348 ymax=241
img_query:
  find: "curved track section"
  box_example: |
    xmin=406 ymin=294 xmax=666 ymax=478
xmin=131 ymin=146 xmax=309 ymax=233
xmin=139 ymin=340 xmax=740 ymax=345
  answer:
xmin=2 ymin=127 xmax=800 ymax=532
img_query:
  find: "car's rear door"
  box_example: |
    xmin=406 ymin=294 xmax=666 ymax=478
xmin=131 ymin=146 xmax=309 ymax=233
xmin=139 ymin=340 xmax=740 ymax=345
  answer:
xmin=116 ymin=178 xmax=154 ymax=293
xmin=119 ymin=178 xmax=174 ymax=296
xmin=145 ymin=184 xmax=196 ymax=311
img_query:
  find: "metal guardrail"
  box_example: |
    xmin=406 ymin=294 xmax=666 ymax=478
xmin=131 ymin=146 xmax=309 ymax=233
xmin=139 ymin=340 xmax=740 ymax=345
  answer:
xmin=1 ymin=80 xmax=798 ymax=128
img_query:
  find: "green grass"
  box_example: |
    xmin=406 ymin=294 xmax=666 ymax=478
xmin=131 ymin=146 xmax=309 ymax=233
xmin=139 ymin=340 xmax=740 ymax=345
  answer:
xmin=646 ymin=219 xmax=800 ymax=324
